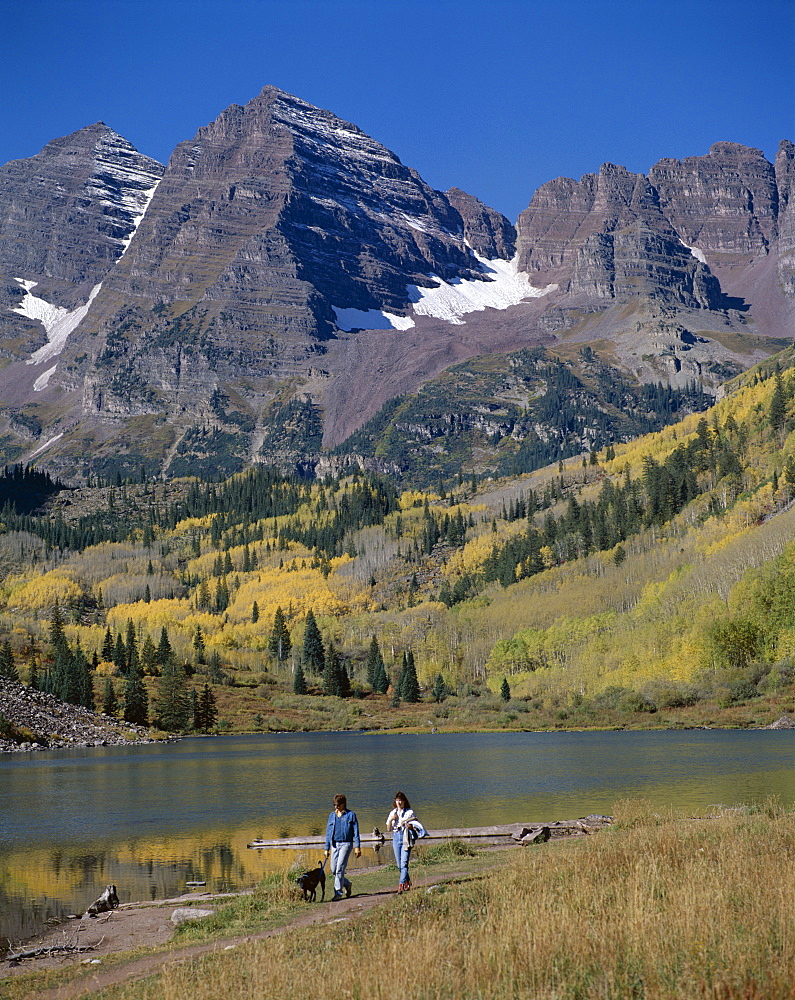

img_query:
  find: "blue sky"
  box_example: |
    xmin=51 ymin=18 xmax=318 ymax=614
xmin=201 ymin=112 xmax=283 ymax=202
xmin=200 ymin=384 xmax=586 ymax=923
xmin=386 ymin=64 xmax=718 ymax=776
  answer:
xmin=2 ymin=0 xmax=793 ymax=221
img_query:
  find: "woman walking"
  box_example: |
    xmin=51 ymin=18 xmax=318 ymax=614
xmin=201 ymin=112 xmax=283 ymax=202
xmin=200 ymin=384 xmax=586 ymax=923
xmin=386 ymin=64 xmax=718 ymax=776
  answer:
xmin=386 ymin=790 xmax=415 ymax=893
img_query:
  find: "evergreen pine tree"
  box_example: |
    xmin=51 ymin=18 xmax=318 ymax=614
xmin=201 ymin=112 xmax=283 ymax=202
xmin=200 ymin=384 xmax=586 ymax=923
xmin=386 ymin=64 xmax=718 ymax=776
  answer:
xmin=123 ymin=669 xmax=148 ymax=726
xmin=209 ymin=650 xmax=225 ymax=684
xmin=268 ymin=606 xmax=292 ymax=661
xmin=28 ymin=652 xmax=38 ymax=690
xmin=252 ymin=600 xmax=259 ymax=624
xmin=374 ymin=657 xmax=389 ymax=694
xmin=101 ymin=627 xmax=114 ymax=662
xmin=500 ymin=677 xmax=511 ymax=702
xmin=293 ymin=661 xmax=307 ymax=695
xmin=399 ymin=649 xmax=420 ymax=703
xmin=155 ymin=662 xmax=191 ymax=732
xmin=770 ymin=366 xmax=787 ymax=434
xmin=125 ymin=619 xmax=139 ymax=675
xmin=193 ymin=625 xmax=206 ymax=664
xmin=214 ymin=578 xmax=229 ymax=613
xmin=140 ymin=634 xmax=158 ymax=675
xmin=324 ymin=643 xmax=341 ymax=696
xmin=337 ymin=655 xmax=351 ymax=699
xmin=301 ymin=610 xmax=325 ymax=674
xmin=49 ymin=644 xmax=73 ymax=702
xmin=432 ymin=673 xmax=447 ymax=703
xmin=49 ymin=605 xmax=68 ymax=656
xmin=198 ymin=683 xmax=217 ymax=732
xmin=0 ymin=639 xmax=18 ymax=681
xmin=73 ymin=644 xmax=94 ymax=710
xmin=113 ymin=632 xmax=127 ymax=673
xmin=155 ymin=627 xmax=174 ymax=669
xmin=102 ymin=677 xmax=118 ymax=717
xmin=366 ymin=635 xmax=381 ymax=687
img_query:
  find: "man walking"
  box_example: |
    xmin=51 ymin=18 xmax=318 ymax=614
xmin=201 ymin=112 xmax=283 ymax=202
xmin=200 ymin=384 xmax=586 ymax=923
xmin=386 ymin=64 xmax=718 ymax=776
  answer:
xmin=325 ymin=793 xmax=361 ymax=900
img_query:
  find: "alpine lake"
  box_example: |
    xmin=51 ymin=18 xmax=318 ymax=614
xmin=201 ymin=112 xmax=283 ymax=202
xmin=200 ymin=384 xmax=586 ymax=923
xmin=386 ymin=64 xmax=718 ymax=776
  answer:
xmin=2 ymin=728 xmax=795 ymax=947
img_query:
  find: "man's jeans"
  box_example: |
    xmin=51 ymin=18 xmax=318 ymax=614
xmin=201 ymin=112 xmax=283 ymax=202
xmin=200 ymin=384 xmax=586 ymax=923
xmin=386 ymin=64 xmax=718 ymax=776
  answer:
xmin=330 ymin=841 xmax=353 ymax=894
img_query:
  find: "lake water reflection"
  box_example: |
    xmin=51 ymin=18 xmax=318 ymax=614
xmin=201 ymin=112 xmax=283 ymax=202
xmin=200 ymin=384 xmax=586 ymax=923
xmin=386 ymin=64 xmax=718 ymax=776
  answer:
xmin=2 ymin=729 xmax=794 ymax=945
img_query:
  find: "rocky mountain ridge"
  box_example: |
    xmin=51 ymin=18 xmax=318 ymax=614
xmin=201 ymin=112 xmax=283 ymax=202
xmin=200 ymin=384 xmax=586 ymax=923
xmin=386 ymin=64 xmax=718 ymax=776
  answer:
xmin=0 ymin=86 xmax=791 ymax=484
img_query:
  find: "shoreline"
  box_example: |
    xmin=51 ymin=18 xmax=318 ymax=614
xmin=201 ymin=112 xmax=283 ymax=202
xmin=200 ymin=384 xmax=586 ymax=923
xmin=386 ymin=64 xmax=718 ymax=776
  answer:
xmin=2 ymin=713 xmax=794 ymax=754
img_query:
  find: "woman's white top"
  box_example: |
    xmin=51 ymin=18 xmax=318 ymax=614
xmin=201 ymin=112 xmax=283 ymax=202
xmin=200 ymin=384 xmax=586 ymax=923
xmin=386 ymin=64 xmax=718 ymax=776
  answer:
xmin=386 ymin=806 xmax=415 ymax=832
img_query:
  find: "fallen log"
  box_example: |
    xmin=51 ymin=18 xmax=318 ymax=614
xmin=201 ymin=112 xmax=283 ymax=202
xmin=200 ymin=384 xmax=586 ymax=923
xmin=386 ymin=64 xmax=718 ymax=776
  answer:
xmin=247 ymin=816 xmax=612 ymax=849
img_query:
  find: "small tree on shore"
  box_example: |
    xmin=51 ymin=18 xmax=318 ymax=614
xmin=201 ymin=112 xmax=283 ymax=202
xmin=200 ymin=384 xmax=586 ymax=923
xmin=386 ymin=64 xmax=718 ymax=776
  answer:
xmin=399 ymin=649 xmax=420 ymax=703
xmin=302 ymin=610 xmax=325 ymax=674
xmin=123 ymin=669 xmax=148 ymax=726
xmin=293 ymin=661 xmax=308 ymax=695
xmin=103 ymin=677 xmax=119 ymax=717
xmin=268 ymin=606 xmax=292 ymax=662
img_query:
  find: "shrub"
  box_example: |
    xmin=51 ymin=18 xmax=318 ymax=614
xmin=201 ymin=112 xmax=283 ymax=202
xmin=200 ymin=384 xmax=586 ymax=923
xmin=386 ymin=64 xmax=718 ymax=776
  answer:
xmin=618 ymin=691 xmax=657 ymax=713
xmin=0 ymin=712 xmax=18 ymax=740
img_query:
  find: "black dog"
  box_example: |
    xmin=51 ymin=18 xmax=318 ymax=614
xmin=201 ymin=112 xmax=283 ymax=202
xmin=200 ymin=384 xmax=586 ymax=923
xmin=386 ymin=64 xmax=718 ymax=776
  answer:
xmin=296 ymin=860 xmax=326 ymax=902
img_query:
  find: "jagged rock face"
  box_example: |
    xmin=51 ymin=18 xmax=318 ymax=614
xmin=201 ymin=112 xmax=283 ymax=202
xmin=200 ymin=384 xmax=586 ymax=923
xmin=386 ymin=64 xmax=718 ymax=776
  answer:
xmin=516 ymin=165 xmax=667 ymax=278
xmin=0 ymin=124 xmax=163 ymax=364
xmin=515 ymin=142 xmax=795 ymax=328
xmin=649 ymin=142 xmax=778 ymax=260
xmin=515 ymin=162 xmax=721 ymax=308
xmin=446 ymin=187 xmax=516 ymax=259
xmin=776 ymin=140 xmax=795 ymax=295
xmin=78 ymin=86 xmax=489 ymax=352
xmin=0 ymin=85 xmax=791 ymax=485
xmin=0 ymin=123 xmax=163 ymax=302
xmin=570 ymin=226 xmax=723 ymax=309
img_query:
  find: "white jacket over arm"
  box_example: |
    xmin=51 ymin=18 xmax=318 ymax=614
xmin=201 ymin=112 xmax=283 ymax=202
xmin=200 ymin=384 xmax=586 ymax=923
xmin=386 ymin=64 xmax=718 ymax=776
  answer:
xmin=386 ymin=806 xmax=415 ymax=832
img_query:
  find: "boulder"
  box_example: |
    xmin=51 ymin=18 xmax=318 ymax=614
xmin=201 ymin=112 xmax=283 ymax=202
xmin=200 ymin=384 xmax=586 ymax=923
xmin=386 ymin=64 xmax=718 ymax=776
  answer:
xmin=765 ymin=715 xmax=795 ymax=729
xmin=170 ymin=907 xmax=215 ymax=926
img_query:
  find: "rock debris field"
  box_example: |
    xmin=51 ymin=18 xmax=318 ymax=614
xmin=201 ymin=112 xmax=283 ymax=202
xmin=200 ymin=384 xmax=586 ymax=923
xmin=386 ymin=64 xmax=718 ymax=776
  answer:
xmin=0 ymin=678 xmax=152 ymax=752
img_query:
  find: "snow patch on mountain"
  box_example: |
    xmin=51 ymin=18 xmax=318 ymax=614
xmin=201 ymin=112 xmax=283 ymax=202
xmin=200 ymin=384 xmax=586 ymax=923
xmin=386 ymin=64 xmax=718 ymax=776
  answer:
xmin=118 ymin=179 xmax=160 ymax=257
xmin=409 ymin=255 xmax=556 ymax=326
xmin=333 ymin=256 xmax=555 ymax=332
xmin=28 ymin=432 xmax=63 ymax=458
xmin=33 ymin=365 xmax=58 ymax=392
xmin=682 ymin=242 xmax=707 ymax=264
xmin=14 ymin=279 xmax=102 ymax=365
xmin=333 ymin=306 xmax=415 ymax=332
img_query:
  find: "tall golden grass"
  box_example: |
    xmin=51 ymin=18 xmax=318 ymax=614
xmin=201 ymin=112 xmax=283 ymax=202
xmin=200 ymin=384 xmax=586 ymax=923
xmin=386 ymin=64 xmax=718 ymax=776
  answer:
xmin=124 ymin=799 xmax=795 ymax=1000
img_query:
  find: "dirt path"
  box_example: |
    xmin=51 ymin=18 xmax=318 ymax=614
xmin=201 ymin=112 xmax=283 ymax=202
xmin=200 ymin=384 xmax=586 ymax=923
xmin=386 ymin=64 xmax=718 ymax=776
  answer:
xmin=2 ymin=872 xmax=466 ymax=1000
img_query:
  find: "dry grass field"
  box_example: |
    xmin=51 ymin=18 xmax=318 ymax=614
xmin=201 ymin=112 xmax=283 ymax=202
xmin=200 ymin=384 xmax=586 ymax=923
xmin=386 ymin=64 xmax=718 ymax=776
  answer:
xmin=85 ymin=798 xmax=795 ymax=1000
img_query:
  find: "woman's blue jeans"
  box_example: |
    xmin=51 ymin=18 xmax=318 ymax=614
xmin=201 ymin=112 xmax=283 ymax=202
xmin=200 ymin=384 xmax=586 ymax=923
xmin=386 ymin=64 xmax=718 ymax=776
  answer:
xmin=393 ymin=830 xmax=411 ymax=883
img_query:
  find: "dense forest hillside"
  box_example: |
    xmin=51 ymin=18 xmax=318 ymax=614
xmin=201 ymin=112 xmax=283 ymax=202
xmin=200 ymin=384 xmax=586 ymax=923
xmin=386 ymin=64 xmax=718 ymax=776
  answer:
xmin=3 ymin=350 xmax=795 ymax=739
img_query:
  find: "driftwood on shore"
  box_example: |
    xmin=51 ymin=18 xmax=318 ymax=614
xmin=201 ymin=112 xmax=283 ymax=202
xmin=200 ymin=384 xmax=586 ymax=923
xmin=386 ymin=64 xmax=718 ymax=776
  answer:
xmin=247 ymin=815 xmax=612 ymax=849
xmin=4 ymin=931 xmax=105 ymax=965
xmin=84 ymin=884 xmax=119 ymax=918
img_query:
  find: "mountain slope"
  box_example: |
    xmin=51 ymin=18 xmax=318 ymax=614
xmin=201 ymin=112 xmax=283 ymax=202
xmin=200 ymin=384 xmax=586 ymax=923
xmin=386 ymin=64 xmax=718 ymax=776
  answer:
xmin=0 ymin=86 xmax=791 ymax=483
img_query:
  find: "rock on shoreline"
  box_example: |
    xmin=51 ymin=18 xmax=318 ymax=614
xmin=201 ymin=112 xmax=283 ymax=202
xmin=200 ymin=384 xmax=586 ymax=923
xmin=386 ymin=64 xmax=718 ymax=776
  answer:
xmin=0 ymin=677 xmax=153 ymax=752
